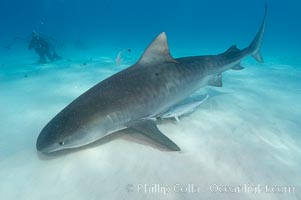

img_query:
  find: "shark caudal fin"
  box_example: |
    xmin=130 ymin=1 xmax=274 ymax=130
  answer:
xmin=248 ymin=2 xmax=267 ymax=63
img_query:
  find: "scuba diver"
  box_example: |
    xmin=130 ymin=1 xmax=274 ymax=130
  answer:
xmin=28 ymin=31 xmax=62 ymax=63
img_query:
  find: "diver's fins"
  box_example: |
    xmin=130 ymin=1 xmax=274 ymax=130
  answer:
xmin=130 ymin=119 xmax=180 ymax=151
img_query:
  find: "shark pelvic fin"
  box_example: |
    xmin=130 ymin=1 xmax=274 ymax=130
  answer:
xmin=208 ymin=75 xmax=223 ymax=87
xmin=137 ymin=32 xmax=178 ymax=65
xmin=130 ymin=119 xmax=181 ymax=151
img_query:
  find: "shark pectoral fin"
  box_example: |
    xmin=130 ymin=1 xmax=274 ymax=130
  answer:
xmin=160 ymin=94 xmax=209 ymax=120
xmin=208 ymin=75 xmax=223 ymax=87
xmin=130 ymin=119 xmax=181 ymax=151
xmin=232 ymin=64 xmax=245 ymax=70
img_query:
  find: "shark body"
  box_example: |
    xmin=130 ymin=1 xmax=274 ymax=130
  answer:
xmin=37 ymin=6 xmax=266 ymax=153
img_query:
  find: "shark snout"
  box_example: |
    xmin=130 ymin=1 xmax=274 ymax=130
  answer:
xmin=36 ymin=132 xmax=51 ymax=153
xmin=36 ymin=136 xmax=60 ymax=153
xmin=36 ymin=127 xmax=60 ymax=153
xmin=36 ymin=143 xmax=52 ymax=153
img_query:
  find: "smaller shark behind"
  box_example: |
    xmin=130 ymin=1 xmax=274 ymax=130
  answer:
xmin=36 ymin=5 xmax=267 ymax=153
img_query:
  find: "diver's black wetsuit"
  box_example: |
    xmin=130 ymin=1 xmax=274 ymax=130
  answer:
xmin=29 ymin=32 xmax=61 ymax=63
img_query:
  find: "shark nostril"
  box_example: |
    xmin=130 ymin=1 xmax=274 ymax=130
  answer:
xmin=59 ymin=141 xmax=64 ymax=146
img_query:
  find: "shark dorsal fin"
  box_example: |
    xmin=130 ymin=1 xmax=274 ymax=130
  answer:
xmin=137 ymin=32 xmax=177 ymax=65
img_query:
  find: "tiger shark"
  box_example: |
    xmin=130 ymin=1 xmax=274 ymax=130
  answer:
xmin=37 ymin=5 xmax=266 ymax=153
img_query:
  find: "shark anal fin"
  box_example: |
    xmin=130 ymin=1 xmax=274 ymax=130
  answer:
xmin=232 ymin=64 xmax=245 ymax=70
xmin=208 ymin=75 xmax=223 ymax=87
xmin=130 ymin=119 xmax=180 ymax=151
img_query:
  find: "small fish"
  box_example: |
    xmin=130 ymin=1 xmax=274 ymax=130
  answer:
xmin=116 ymin=48 xmax=131 ymax=66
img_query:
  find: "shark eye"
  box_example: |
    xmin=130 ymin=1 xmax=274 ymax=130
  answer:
xmin=59 ymin=141 xmax=64 ymax=146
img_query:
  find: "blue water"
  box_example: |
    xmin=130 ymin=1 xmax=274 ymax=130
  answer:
xmin=0 ymin=0 xmax=301 ymax=200
xmin=1 ymin=0 xmax=300 ymax=62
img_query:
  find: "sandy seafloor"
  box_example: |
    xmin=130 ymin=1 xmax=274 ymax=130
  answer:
xmin=0 ymin=45 xmax=301 ymax=200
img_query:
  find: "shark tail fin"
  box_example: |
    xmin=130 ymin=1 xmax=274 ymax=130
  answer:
xmin=248 ymin=2 xmax=267 ymax=63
